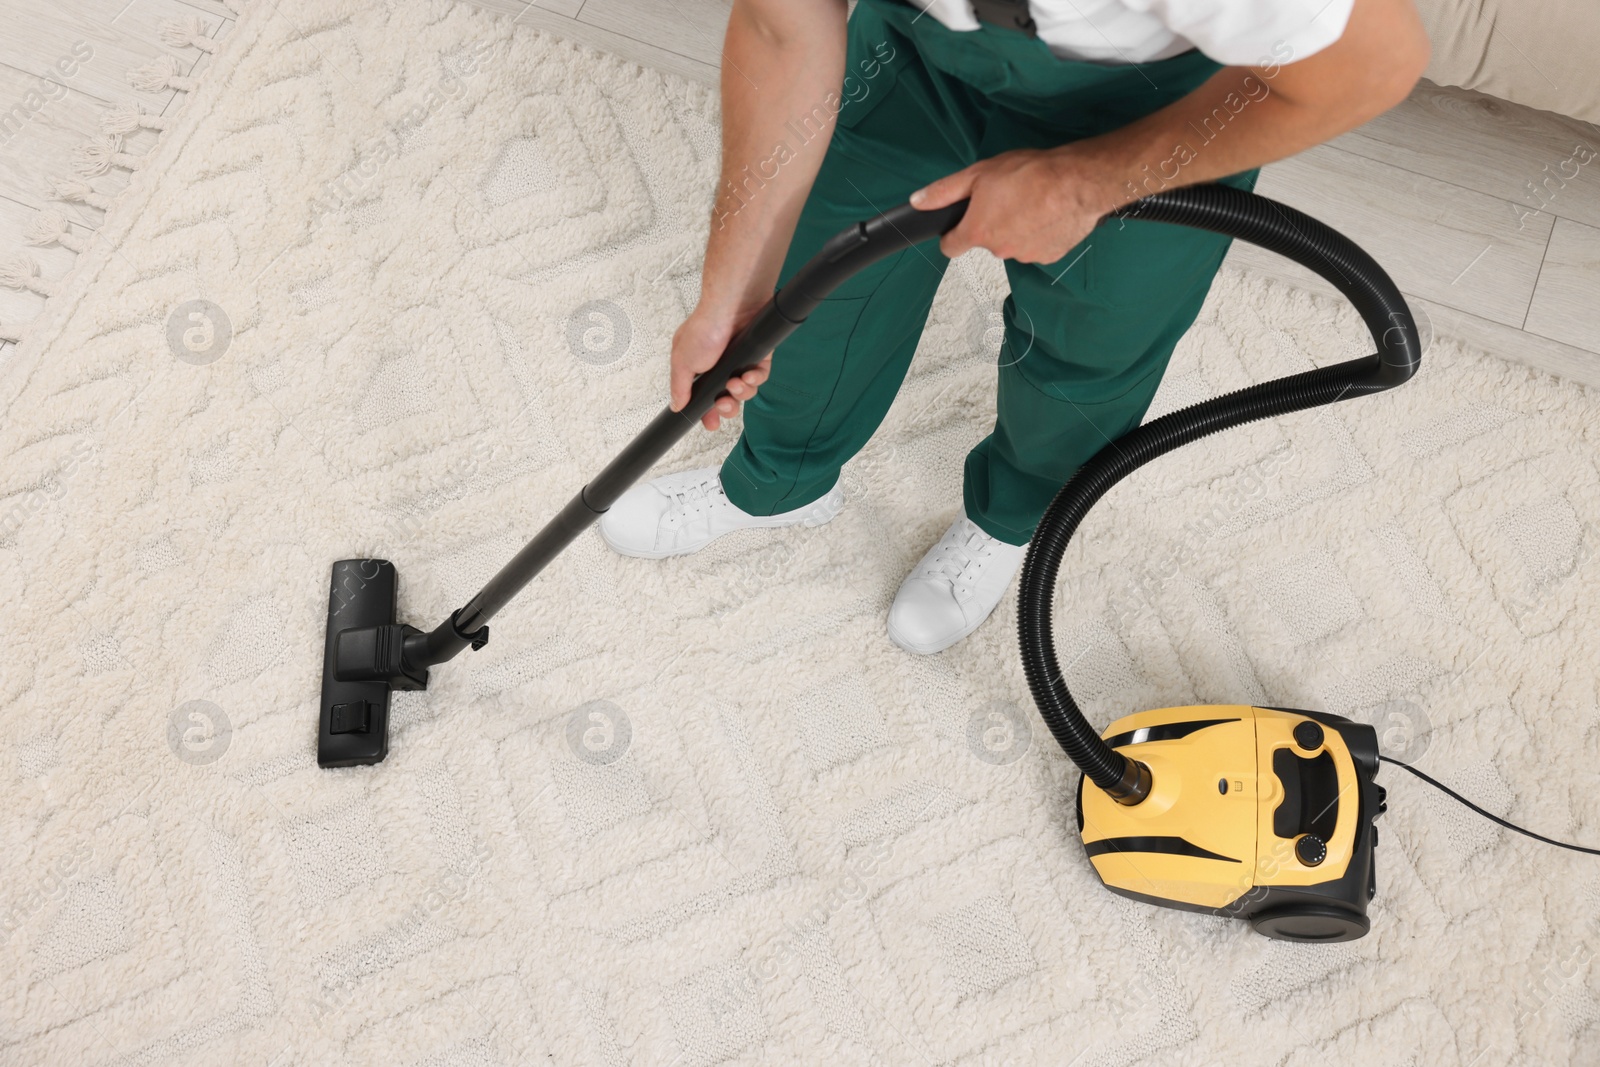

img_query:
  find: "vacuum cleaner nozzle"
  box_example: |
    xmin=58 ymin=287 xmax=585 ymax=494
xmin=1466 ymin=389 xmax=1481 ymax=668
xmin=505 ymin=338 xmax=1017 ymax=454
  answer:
xmin=318 ymin=559 xmax=407 ymax=767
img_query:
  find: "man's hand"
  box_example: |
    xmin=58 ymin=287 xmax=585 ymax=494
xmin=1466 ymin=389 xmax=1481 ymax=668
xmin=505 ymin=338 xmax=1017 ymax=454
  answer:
xmin=908 ymin=0 xmax=1429 ymax=268
xmin=910 ymin=147 xmax=1115 ymax=264
xmin=670 ymin=301 xmax=773 ymax=432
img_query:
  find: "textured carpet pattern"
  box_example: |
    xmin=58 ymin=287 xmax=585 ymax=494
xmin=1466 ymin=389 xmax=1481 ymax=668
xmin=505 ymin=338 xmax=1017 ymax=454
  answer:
xmin=2 ymin=2 xmax=1598 ymax=1064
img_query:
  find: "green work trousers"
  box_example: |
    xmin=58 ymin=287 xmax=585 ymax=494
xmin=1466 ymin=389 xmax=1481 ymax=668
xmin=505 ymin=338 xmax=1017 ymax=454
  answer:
xmin=718 ymin=0 xmax=1259 ymax=545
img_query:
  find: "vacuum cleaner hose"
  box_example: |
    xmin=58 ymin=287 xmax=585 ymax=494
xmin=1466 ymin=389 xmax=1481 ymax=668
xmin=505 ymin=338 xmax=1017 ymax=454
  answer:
xmin=1014 ymin=184 xmax=1422 ymax=803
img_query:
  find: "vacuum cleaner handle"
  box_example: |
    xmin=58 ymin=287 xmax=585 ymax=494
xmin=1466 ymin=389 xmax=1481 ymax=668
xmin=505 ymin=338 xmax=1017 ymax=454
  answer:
xmin=678 ymin=198 xmax=971 ymax=426
xmin=588 ymin=199 xmax=971 ymax=552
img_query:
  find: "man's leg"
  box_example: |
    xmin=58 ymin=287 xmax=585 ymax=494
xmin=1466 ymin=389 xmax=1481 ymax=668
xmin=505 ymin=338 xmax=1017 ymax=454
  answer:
xmin=886 ymin=170 xmax=1257 ymax=652
xmin=896 ymin=167 xmax=1254 ymax=655
xmin=716 ymin=175 xmax=952 ymax=515
xmin=718 ymin=12 xmax=985 ymax=515
xmin=963 ymin=168 xmax=1261 ymax=546
xmin=600 ymin=6 xmax=985 ymax=560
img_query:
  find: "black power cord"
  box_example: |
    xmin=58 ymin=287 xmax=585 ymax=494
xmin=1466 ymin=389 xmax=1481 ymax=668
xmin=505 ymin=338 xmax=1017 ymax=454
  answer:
xmin=1380 ymin=755 xmax=1600 ymax=857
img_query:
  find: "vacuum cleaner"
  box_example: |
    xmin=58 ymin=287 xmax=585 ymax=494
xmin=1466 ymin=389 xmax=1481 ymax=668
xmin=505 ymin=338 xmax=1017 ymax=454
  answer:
xmin=320 ymin=182 xmax=1595 ymax=943
xmin=1013 ymin=188 xmax=1421 ymax=943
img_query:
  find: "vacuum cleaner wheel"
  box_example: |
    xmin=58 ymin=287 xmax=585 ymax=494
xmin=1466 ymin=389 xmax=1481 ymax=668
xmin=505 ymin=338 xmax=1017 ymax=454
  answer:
xmin=1249 ymin=904 xmax=1370 ymax=943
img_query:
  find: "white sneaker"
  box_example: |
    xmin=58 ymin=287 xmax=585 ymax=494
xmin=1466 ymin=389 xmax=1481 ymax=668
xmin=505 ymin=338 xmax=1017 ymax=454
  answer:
xmin=599 ymin=466 xmax=844 ymax=559
xmin=887 ymin=512 xmax=1028 ymax=654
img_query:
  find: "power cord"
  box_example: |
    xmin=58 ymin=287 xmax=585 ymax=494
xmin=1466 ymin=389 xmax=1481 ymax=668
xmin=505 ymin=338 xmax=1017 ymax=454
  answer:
xmin=1380 ymin=755 xmax=1600 ymax=857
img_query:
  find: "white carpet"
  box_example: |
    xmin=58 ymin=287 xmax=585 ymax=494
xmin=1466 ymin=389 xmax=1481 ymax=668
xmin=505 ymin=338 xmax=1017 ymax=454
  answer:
xmin=2 ymin=1 xmax=1599 ymax=1064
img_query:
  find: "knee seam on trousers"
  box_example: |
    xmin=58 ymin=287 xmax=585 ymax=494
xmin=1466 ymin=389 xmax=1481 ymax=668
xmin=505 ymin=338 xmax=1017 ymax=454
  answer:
xmin=1010 ymin=352 xmax=1168 ymax=410
xmin=772 ymin=250 xmax=933 ymax=505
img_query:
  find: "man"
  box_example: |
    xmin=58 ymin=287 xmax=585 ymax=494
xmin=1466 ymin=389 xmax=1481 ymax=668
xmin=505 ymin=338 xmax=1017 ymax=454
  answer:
xmin=599 ymin=0 xmax=1429 ymax=653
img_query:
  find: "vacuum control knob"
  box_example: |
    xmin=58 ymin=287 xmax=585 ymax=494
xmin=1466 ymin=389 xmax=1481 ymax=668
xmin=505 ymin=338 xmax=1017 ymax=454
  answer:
xmin=1295 ymin=833 xmax=1327 ymax=867
xmin=1293 ymin=720 xmax=1324 ymax=751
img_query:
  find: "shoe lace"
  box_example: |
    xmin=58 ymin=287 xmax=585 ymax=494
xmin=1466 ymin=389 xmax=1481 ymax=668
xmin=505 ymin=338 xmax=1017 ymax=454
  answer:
xmin=666 ymin=473 xmax=726 ymax=520
xmin=926 ymin=524 xmax=993 ymax=587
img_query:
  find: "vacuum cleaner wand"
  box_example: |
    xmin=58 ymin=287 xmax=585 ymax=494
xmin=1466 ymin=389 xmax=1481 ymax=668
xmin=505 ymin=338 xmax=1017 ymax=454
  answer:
xmin=318 ymin=198 xmax=968 ymax=765
xmin=318 ymin=181 xmax=1418 ymax=792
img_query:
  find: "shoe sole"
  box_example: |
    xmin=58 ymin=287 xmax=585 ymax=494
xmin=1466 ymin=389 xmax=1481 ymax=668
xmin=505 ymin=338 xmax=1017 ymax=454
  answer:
xmin=600 ymin=492 xmax=843 ymax=560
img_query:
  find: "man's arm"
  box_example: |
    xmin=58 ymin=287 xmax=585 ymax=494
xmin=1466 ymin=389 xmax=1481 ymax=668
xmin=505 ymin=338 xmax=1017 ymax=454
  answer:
xmin=671 ymin=0 xmax=848 ymax=430
xmin=915 ymin=0 xmax=1431 ymax=262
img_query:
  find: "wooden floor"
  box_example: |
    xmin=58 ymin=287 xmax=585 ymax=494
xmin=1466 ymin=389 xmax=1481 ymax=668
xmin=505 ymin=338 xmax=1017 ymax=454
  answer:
xmin=3 ymin=0 xmax=1598 ymax=387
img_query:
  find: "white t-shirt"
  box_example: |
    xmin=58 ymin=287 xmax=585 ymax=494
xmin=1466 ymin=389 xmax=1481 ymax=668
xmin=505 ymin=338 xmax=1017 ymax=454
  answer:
xmin=907 ymin=0 xmax=1354 ymax=66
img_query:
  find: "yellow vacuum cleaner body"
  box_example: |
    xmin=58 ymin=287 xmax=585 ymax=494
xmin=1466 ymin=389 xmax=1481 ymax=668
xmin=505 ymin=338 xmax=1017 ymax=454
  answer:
xmin=1076 ymin=705 xmax=1384 ymax=942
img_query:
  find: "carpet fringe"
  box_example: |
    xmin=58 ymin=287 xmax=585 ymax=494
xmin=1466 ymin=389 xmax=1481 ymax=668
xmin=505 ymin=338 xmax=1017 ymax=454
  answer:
xmin=100 ymin=102 xmax=171 ymax=135
xmin=47 ymin=176 xmax=114 ymax=212
xmin=1 ymin=3 xmax=251 ymax=350
xmin=22 ymin=210 xmax=89 ymax=254
xmin=0 ymin=254 xmax=57 ymax=297
xmin=159 ymin=15 xmax=222 ymax=54
xmin=71 ymin=134 xmax=146 ymax=178
xmin=127 ymin=54 xmax=200 ymax=94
